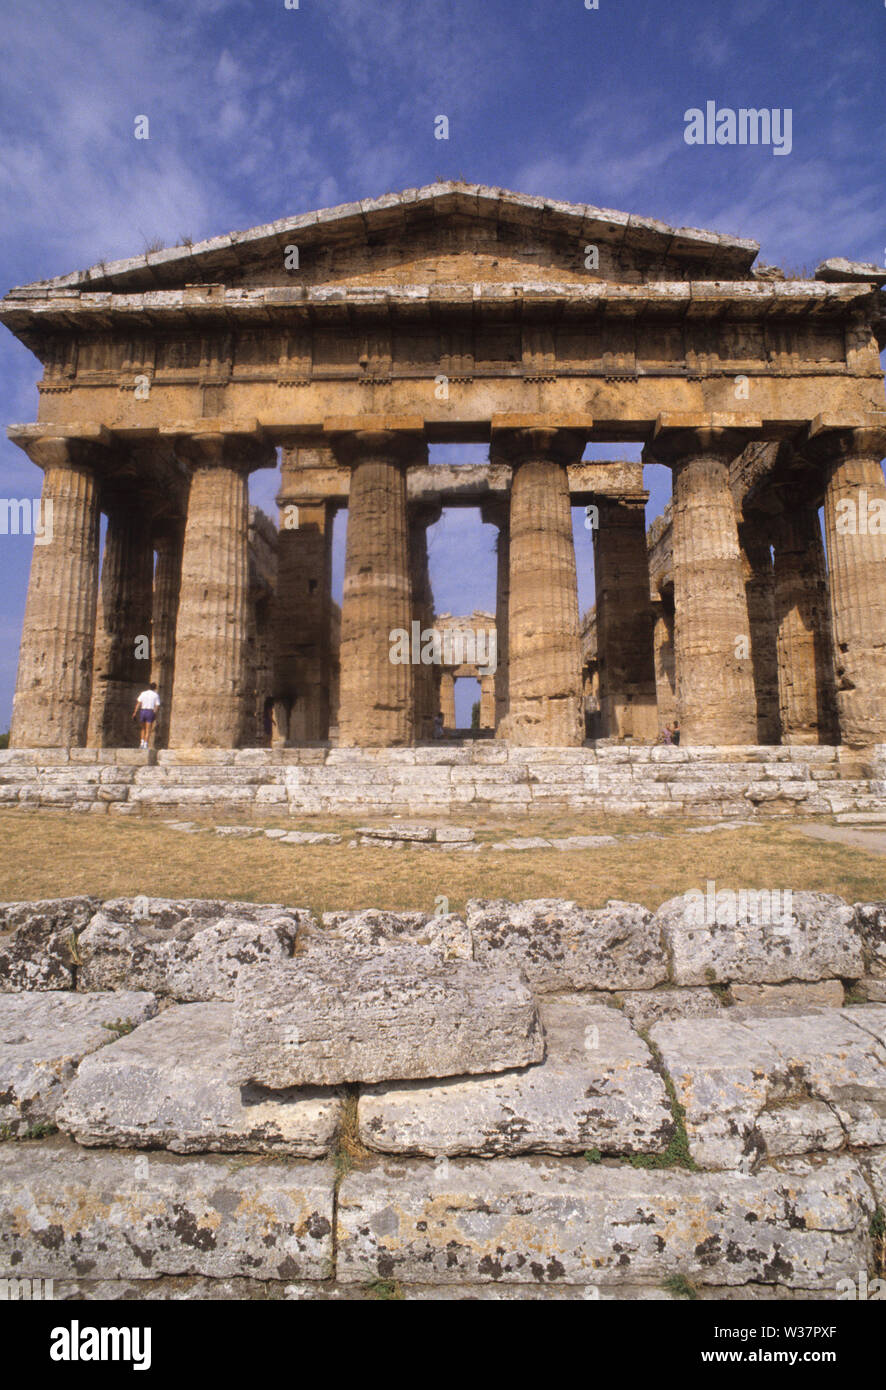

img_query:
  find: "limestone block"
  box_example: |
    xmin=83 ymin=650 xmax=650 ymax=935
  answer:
xmin=0 ymin=1142 xmax=335 ymax=1281
xmin=358 ymin=998 xmax=673 ymax=1157
xmin=649 ymin=1007 xmax=886 ymax=1169
xmin=655 ymin=891 xmax=863 ymax=985
xmin=0 ymin=991 xmax=157 ymax=1134
xmin=230 ymin=946 xmax=543 ymax=1087
xmin=853 ymin=903 xmax=886 ymax=981
xmin=862 ymin=1146 xmax=886 ymax=1208
xmin=356 ymin=824 xmax=435 ymax=841
xmin=550 ymin=835 xmax=618 ymax=850
xmin=729 ymin=980 xmax=845 ymax=1014
xmin=278 ymin=830 xmax=343 ymax=845
xmin=434 ymin=827 xmax=475 ymax=843
xmin=336 ymin=1154 xmax=872 ymax=1288
xmin=318 ymin=910 xmax=472 ymax=960
xmin=57 ymin=1003 xmax=340 ymax=1156
xmin=466 ymin=899 xmax=666 ymax=992
xmin=619 ymin=986 xmax=724 ymax=1028
xmin=0 ymin=897 xmax=99 ymax=991
xmin=78 ymin=898 xmax=310 ymax=1000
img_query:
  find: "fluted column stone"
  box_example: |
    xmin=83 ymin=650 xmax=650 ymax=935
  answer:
xmin=480 ymin=673 xmax=495 ymax=729
xmin=772 ymin=507 xmax=838 ymax=744
xmin=150 ymin=520 xmax=184 ymax=749
xmin=738 ymin=519 xmax=781 ymax=745
xmin=645 ymin=424 xmax=757 ymax=744
xmin=409 ymin=502 xmax=440 ymax=741
xmin=332 ymin=429 xmax=420 ymax=747
xmin=481 ymin=497 xmax=510 ymax=736
xmin=497 ymin=427 xmax=584 ymax=746
xmin=87 ymin=496 xmax=155 ymax=747
xmin=273 ymin=499 xmax=333 ymax=744
xmin=593 ymin=499 xmax=658 ymax=740
xmin=10 ymin=438 xmax=102 ymax=748
xmin=439 ymin=670 xmax=456 ymax=730
xmin=816 ymin=425 xmax=886 ymax=746
xmin=168 ymin=432 xmax=274 ymax=748
xmin=652 ymin=599 xmax=676 ymax=730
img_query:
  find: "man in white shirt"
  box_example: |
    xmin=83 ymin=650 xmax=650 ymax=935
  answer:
xmin=133 ymin=683 xmax=161 ymax=749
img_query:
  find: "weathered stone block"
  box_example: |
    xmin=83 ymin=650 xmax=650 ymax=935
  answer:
xmin=356 ymin=824 xmax=435 ymax=841
xmin=230 ymin=945 xmax=543 ymax=1087
xmin=656 ymin=890 xmax=863 ymax=985
xmin=0 ymin=991 xmax=157 ymax=1134
xmin=0 ymin=1141 xmax=335 ymax=1281
xmin=650 ymin=1006 xmax=886 ymax=1169
xmin=854 ymin=903 xmax=886 ymax=981
xmin=466 ymin=899 xmax=666 ymax=992
xmin=77 ymin=898 xmax=310 ymax=1000
xmin=730 ymin=980 xmax=845 ymax=1013
xmin=278 ymin=830 xmax=342 ymax=845
xmin=318 ymin=910 xmax=472 ymax=960
xmin=619 ymin=986 xmax=723 ymax=1028
xmin=0 ymin=897 xmax=99 ymax=991
xmin=336 ymin=1154 xmax=873 ymax=1288
xmin=57 ymin=1003 xmax=340 ymax=1155
xmin=358 ymin=998 xmax=673 ymax=1156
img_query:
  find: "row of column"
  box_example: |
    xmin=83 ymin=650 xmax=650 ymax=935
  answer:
xmin=11 ymin=432 xmax=273 ymax=749
xmin=11 ymin=422 xmax=886 ymax=750
xmin=332 ymin=426 xmax=586 ymax=747
xmin=646 ymin=423 xmax=886 ymax=748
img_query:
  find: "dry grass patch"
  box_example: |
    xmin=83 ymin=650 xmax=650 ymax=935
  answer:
xmin=1 ymin=810 xmax=885 ymax=916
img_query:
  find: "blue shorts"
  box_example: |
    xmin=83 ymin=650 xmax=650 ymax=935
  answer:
xmin=139 ymin=709 xmax=156 ymax=724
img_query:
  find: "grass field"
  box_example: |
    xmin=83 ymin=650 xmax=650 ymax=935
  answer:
xmin=2 ymin=808 xmax=884 ymax=916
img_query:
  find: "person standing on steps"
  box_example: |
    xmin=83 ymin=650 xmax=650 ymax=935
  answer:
xmin=133 ymin=682 xmax=160 ymax=750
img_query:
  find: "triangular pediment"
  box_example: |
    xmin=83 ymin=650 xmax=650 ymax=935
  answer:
xmin=9 ymin=182 xmax=761 ymax=299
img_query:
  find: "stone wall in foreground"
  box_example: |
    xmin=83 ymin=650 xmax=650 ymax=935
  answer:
xmin=1 ymin=894 xmax=885 ymax=1299
xmin=1 ymin=743 xmax=884 ymax=819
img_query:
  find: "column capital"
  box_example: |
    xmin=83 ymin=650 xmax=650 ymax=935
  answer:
xmin=162 ymin=425 xmax=275 ymax=473
xmin=800 ymin=413 xmax=886 ymax=466
xmin=643 ymin=412 xmax=763 ymax=467
xmin=9 ymin=426 xmax=113 ymax=475
xmin=490 ymin=421 xmax=589 ymax=468
xmin=326 ymin=425 xmax=427 ymax=470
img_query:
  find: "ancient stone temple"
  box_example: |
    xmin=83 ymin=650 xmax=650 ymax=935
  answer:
xmin=2 ymin=182 xmax=885 ymax=750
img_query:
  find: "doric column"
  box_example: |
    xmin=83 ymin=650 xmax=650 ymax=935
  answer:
xmin=273 ymin=498 xmax=333 ymax=744
xmin=772 ymin=507 xmax=838 ymax=744
xmin=10 ymin=437 xmax=102 ymax=748
xmin=651 ymin=598 xmax=676 ymax=731
xmin=439 ymin=670 xmax=456 ymax=730
xmin=330 ymin=427 xmax=422 ymax=747
xmin=479 ymin=674 xmax=495 ymax=729
xmin=87 ymin=493 xmax=155 ymax=747
xmin=168 ymin=431 xmax=275 ymax=748
xmin=811 ymin=421 xmax=886 ymax=746
xmin=481 ymin=497 xmax=510 ymax=735
xmin=644 ymin=419 xmax=758 ymax=744
xmin=150 ymin=519 xmax=184 ymax=750
xmin=493 ymin=424 xmax=586 ymax=746
xmin=593 ymin=498 xmax=658 ymax=740
xmin=737 ymin=518 xmax=781 ymax=744
xmin=409 ymin=502 xmax=440 ymax=741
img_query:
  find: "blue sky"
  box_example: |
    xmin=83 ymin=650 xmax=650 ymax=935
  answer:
xmin=1 ymin=0 xmax=884 ymax=727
